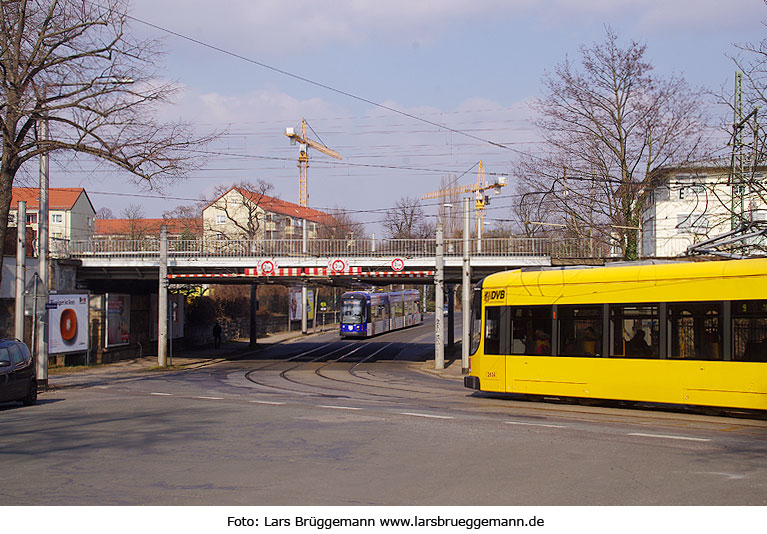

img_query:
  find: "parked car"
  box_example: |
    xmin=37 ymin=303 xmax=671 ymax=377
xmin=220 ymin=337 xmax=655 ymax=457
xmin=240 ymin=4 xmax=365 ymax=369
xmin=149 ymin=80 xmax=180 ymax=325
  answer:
xmin=0 ymin=339 xmax=37 ymax=406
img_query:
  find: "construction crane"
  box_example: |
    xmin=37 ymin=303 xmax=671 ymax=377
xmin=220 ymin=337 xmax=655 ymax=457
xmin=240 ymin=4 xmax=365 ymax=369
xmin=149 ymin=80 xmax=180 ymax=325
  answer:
xmin=421 ymin=161 xmax=507 ymax=249
xmin=285 ymin=118 xmax=342 ymax=207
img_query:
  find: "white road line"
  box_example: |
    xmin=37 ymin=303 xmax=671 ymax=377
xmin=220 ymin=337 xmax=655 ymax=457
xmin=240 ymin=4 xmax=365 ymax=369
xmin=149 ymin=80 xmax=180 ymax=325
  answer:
xmin=506 ymin=421 xmax=566 ymax=429
xmin=318 ymin=405 xmax=362 ymax=411
xmin=195 ymin=396 xmax=224 ymax=400
xmin=250 ymin=400 xmax=286 ymax=405
xmin=96 ymin=386 xmax=110 ymax=389
xmin=400 ymin=412 xmax=454 ymax=419
xmin=150 ymin=392 xmax=173 ymax=396
xmin=627 ymin=432 xmax=711 ymax=442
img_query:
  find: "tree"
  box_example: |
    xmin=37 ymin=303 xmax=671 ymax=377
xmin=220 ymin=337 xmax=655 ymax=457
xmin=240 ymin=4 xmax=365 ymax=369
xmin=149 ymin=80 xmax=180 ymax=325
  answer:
xmin=317 ymin=208 xmax=365 ymax=240
xmin=521 ymin=28 xmax=710 ymax=260
xmin=0 ymin=0 xmax=212 ymax=283
xmin=95 ymin=207 xmax=114 ymax=220
xmin=120 ymin=204 xmax=147 ymax=240
xmin=383 ymin=196 xmax=433 ymax=239
xmin=204 ymin=180 xmax=274 ymax=240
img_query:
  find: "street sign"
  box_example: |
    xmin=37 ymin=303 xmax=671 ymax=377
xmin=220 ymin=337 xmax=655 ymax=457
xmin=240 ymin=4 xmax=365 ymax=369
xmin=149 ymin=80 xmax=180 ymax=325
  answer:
xmin=259 ymin=260 xmax=275 ymax=275
xmin=391 ymin=258 xmax=405 ymax=272
xmin=329 ymin=258 xmax=347 ymax=273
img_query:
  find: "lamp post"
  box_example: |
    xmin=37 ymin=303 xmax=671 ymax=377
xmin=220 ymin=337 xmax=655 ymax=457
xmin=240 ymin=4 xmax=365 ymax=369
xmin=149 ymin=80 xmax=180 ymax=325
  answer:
xmin=36 ymin=115 xmax=49 ymax=387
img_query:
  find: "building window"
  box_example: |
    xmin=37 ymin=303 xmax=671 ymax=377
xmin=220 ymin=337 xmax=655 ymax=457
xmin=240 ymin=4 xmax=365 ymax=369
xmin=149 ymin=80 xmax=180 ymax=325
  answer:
xmin=676 ymin=213 xmax=707 ymax=234
xmin=26 ymin=213 xmax=37 ymax=224
xmin=216 ymin=215 xmax=226 ymax=225
xmin=51 ymin=213 xmax=63 ymax=224
xmin=8 ymin=213 xmax=15 ymax=224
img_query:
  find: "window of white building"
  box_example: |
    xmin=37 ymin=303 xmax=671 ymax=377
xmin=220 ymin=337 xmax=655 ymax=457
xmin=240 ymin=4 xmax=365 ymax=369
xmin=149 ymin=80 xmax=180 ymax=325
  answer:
xmin=51 ymin=213 xmax=63 ymax=224
xmin=216 ymin=215 xmax=226 ymax=225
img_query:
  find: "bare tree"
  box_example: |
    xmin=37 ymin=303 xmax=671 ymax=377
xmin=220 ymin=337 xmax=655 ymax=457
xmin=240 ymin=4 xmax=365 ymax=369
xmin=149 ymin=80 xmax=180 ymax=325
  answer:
xmin=383 ymin=196 xmax=433 ymax=239
xmin=95 ymin=207 xmax=114 ymax=220
xmin=0 ymin=0 xmax=213 ymax=283
xmin=120 ymin=203 xmax=147 ymax=240
xmin=205 ymin=180 xmax=274 ymax=240
xmin=317 ymin=208 xmax=365 ymax=240
xmin=521 ymin=28 xmax=711 ymax=259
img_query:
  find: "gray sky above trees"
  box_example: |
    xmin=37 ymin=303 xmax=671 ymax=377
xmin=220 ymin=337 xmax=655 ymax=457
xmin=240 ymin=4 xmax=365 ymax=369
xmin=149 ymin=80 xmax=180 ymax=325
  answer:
xmin=20 ymin=0 xmax=767 ymax=236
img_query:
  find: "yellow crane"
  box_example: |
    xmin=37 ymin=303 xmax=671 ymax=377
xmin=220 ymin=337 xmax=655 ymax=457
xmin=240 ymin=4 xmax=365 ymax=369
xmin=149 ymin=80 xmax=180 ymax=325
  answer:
xmin=421 ymin=161 xmax=507 ymax=245
xmin=285 ymin=118 xmax=342 ymax=207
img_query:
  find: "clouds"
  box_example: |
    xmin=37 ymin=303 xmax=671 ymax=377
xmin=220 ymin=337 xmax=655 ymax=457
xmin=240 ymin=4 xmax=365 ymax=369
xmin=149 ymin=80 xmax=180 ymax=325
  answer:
xmin=131 ymin=0 xmax=762 ymax=57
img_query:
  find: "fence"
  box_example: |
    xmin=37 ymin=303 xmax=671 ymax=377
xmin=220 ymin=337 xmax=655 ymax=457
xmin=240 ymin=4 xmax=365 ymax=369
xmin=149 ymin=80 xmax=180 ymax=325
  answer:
xmin=61 ymin=237 xmax=611 ymax=259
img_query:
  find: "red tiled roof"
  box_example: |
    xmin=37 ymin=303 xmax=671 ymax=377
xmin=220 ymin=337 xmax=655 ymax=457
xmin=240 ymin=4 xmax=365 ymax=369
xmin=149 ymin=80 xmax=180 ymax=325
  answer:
xmin=205 ymin=187 xmax=328 ymax=224
xmin=11 ymin=187 xmax=89 ymax=211
xmin=95 ymin=218 xmax=202 ymax=236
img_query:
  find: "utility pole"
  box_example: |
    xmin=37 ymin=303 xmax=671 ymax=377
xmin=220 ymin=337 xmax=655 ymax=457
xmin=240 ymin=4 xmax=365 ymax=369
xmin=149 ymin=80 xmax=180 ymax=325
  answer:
xmin=250 ymin=284 xmax=257 ymax=347
xmin=461 ymin=196 xmax=471 ymax=373
xmin=434 ymin=223 xmax=445 ymax=370
xmin=302 ymin=220 xmax=308 ymax=335
xmin=158 ymin=225 xmax=168 ymax=367
xmin=15 ymin=201 xmax=26 ymax=341
xmin=36 ymin=117 xmax=49 ymax=387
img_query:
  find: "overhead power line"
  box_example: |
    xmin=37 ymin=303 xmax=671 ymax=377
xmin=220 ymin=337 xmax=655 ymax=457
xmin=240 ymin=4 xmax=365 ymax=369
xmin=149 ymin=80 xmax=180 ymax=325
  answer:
xmin=126 ymin=14 xmax=524 ymax=155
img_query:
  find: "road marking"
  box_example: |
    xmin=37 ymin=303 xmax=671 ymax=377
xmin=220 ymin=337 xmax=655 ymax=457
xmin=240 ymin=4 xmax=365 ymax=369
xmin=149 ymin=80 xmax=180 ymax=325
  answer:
xmin=195 ymin=396 xmax=224 ymax=400
xmin=150 ymin=392 xmax=173 ymax=396
xmin=96 ymin=386 xmax=110 ymax=389
xmin=319 ymin=405 xmax=362 ymax=411
xmin=506 ymin=421 xmax=566 ymax=429
xmin=250 ymin=400 xmax=286 ymax=405
xmin=627 ymin=432 xmax=711 ymax=442
xmin=400 ymin=412 xmax=453 ymax=419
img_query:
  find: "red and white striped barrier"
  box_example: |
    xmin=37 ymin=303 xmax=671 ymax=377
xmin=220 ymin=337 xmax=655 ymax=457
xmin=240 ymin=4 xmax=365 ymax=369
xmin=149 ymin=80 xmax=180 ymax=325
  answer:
xmin=244 ymin=267 xmax=302 ymax=276
xmin=168 ymin=273 xmax=251 ymax=279
xmin=363 ymin=271 xmax=435 ymax=278
xmin=304 ymin=267 xmax=362 ymax=276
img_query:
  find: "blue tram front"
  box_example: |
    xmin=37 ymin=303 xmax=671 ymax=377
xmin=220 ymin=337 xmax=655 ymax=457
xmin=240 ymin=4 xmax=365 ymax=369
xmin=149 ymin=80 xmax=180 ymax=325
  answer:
xmin=340 ymin=292 xmax=370 ymax=337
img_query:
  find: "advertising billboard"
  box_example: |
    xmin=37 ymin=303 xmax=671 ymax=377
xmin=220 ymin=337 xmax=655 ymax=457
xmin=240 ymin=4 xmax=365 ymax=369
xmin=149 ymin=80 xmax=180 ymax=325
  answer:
xmin=105 ymin=293 xmax=130 ymax=347
xmin=48 ymin=294 xmax=89 ymax=354
xmin=289 ymin=287 xmax=314 ymax=321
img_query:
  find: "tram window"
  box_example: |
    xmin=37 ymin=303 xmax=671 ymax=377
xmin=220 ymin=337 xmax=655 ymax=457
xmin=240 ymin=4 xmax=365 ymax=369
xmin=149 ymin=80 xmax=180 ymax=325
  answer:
xmin=668 ymin=302 xmax=722 ymax=360
xmin=732 ymin=300 xmax=767 ymax=362
xmin=559 ymin=305 xmax=602 ymax=357
xmin=510 ymin=306 xmax=552 ymax=356
xmin=470 ymin=288 xmax=482 ymax=355
xmin=610 ymin=305 xmax=659 ymax=358
xmin=485 ymin=307 xmax=502 ymax=355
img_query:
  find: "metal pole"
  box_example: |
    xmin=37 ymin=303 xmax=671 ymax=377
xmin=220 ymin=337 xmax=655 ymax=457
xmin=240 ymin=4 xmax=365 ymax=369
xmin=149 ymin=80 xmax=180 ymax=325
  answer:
xmin=447 ymin=284 xmax=455 ymax=348
xmin=462 ymin=196 xmax=471 ymax=373
xmin=15 ymin=201 xmax=26 ymax=340
xmin=158 ymin=225 xmax=168 ymax=367
xmin=435 ymin=223 xmax=444 ymax=370
xmin=371 ymin=233 xmax=376 ymax=253
xmin=302 ymin=221 xmax=308 ymax=335
xmin=250 ymin=284 xmax=257 ymax=347
xmin=301 ymin=282 xmax=308 ymax=335
xmin=36 ymin=117 xmax=49 ymax=387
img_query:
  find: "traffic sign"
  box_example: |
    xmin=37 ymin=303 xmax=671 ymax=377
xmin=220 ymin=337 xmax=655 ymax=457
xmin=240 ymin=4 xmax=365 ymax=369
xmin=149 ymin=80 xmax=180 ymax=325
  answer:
xmin=391 ymin=258 xmax=405 ymax=272
xmin=259 ymin=260 xmax=275 ymax=275
xmin=329 ymin=258 xmax=347 ymax=273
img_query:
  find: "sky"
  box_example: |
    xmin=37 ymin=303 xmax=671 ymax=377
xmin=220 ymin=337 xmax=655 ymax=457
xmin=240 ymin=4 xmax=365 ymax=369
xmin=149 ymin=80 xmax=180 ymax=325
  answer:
xmin=30 ymin=0 xmax=767 ymax=235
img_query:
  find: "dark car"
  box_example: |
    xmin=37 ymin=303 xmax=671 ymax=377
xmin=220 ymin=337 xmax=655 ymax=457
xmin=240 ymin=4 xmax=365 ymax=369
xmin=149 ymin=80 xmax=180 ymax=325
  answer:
xmin=0 ymin=339 xmax=37 ymax=406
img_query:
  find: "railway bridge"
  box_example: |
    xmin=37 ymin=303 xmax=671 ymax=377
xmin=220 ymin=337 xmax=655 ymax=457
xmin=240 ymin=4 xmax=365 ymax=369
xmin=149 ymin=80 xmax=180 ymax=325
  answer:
xmin=44 ymin=234 xmax=607 ymax=376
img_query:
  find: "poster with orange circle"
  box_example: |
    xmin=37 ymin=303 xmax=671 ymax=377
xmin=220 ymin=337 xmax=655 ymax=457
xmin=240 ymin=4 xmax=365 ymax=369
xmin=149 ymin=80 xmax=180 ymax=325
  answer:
xmin=47 ymin=294 xmax=89 ymax=354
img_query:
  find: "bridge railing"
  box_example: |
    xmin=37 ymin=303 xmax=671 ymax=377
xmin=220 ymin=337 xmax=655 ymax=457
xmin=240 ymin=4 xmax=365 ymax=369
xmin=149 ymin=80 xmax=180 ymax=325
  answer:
xmin=63 ymin=237 xmax=610 ymax=259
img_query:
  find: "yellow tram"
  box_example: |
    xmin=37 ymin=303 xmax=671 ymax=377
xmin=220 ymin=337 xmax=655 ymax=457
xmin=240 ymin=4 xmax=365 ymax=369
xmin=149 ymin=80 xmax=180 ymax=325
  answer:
xmin=464 ymin=258 xmax=767 ymax=410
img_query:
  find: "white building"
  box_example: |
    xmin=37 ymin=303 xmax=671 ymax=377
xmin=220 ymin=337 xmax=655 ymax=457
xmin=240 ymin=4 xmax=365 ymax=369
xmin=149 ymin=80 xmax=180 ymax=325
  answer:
xmin=202 ymin=186 xmax=327 ymax=240
xmin=641 ymin=165 xmax=767 ymax=257
xmin=9 ymin=187 xmax=96 ymax=246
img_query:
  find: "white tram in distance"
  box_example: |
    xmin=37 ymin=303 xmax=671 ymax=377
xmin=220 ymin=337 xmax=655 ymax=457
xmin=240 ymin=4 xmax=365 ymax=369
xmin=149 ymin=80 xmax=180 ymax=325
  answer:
xmin=340 ymin=290 xmax=422 ymax=338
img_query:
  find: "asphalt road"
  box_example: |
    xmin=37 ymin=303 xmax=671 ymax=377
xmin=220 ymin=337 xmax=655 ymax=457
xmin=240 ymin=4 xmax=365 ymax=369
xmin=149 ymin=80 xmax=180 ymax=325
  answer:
xmin=2 ymin=316 xmax=767 ymax=505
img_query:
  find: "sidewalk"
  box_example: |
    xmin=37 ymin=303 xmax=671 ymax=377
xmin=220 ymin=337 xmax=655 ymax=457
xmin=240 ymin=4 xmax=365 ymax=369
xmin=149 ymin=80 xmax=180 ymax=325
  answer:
xmin=47 ymin=328 xmax=311 ymax=384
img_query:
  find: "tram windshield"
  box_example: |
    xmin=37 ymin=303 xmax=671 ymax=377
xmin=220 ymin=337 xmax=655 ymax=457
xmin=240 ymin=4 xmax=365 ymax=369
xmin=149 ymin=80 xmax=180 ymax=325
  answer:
xmin=341 ymin=299 xmax=366 ymax=324
xmin=469 ymin=286 xmax=482 ymax=354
